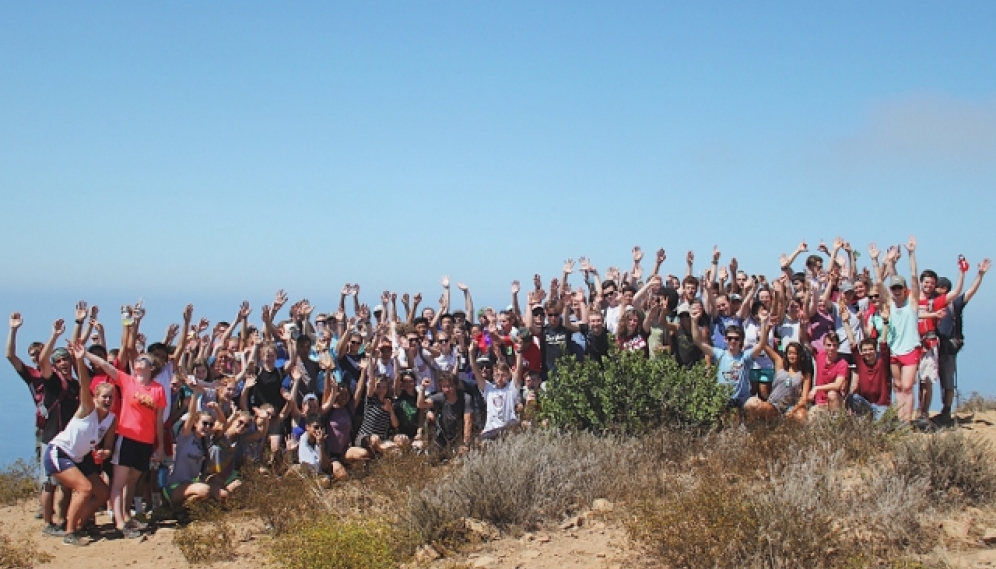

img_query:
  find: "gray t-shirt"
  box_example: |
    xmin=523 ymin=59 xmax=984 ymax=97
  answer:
xmin=768 ymin=369 xmax=804 ymax=411
xmin=168 ymin=431 xmax=206 ymax=485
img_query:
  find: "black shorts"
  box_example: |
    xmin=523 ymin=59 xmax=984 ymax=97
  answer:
xmin=78 ymin=453 xmax=101 ymax=477
xmin=112 ymin=436 xmax=154 ymax=472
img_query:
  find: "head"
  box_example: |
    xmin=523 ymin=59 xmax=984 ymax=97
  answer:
xmin=421 ymin=307 xmax=435 ymax=322
xmin=682 ymin=276 xmax=699 ymax=300
xmin=304 ymin=414 xmax=324 ymax=441
xmin=147 ymin=342 xmax=170 ymax=370
xmin=823 ymin=331 xmax=841 ymax=359
xmin=453 ymin=311 xmax=468 ymax=329
xmin=438 ymin=373 xmax=459 ymax=398
xmin=889 ymin=275 xmax=909 ymax=303
xmin=602 ymin=280 xmax=620 ymax=307
xmin=493 ymin=362 xmax=512 ymax=388
xmin=133 ymin=353 xmax=155 ymax=376
xmin=543 ymin=301 xmax=562 ymax=327
xmin=399 ymin=369 xmax=417 ymax=395
xmin=497 ymin=310 xmax=514 ymax=333
xmin=805 ymin=254 xmax=823 ymax=274
xmin=525 ymin=369 xmax=542 ymax=390
xmin=784 ymin=342 xmax=804 ymax=371
xmin=724 ymin=325 xmax=745 ymax=354
xmin=792 ymin=272 xmax=807 ymax=292
xmin=715 ymin=294 xmax=731 ymax=317
xmin=295 ymin=334 xmax=313 ymax=358
xmin=229 ymin=410 xmax=253 ymax=435
xmin=218 ymin=376 xmax=238 ymax=401
xmin=212 ymin=350 xmax=232 ymax=377
xmin=622 ymin=307 xmax=641 ymax=335
xmin=439 ymin=313 xmax=455 ymax=333
xmin=587 ymin=311 xmax=605 ymax=334
xmin=434 ymin=332 xmax=451 ymax=352
xmin=191 ymin=358 xmax=210 ymax=381
xmin=87 ymin=344 xmax=108 ymax=367
xmin=620 ymin=285 xmax=637 ymax=307
xmin=919 ymin=269 xmax=939 ymax=297
xmin=786 ymin=297 xmax=803 ymax=320
xmin=193 ymin=411 xmax=215 ymax=437
xmin=301 ymin=392 xmax=320 ymax=415
xmin=413 ymin=317 xmax=429 ymax=338
xmin=750 ymin=301 xmax=769 ymax=323
xmin=854 ymin=278 xmax=869 ymax=299
xmin=936 ymin=277 xmax=953 ymax=297
xmin=94 ymin=382 xmax=115 ymax=411
xmin=858 ymin=338 xmax=878 ymax=366
xmin=50 ymin=348 xmax=73 ymax=376
xmin=757 ymin=288 xmax=772 ymax=308
xmin=28 ymin=342 xmax=44 ymax=366
xmin=261 ymin=344 xmax=277 ymax=368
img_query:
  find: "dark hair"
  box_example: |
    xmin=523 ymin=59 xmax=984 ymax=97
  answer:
xmin=824 ymin=331 xmax=841 ymax=345
xmin=682 ymin=276 xmax=699 ymax=287
xmin=440 ymin=313 xmax=454 ymax=322
xmin=805 ymin=255 xmax=823 ymax=269
xmin=413 ymin=316 xmax=429 ymax=327
xmin=724 ymin=324 xmax=745 ymax=339
xmin=620 ymin=284 xmax=637 ymax=295
xmin=920 ymin=270 xmax=938 ymax=282
xmin=858 ymin=338 xmax=877 ymax=351
xmin=88 ymin=344 xmax=108 ymax=359
xmin=601 ymin=279 xmax=617 ymax=291
xmin=147 ymin=342 xmax=169 ymax=356
xmin=750 ymin=300 xmax=766 ymax=319
xmin=306 ymin=414 xmax=323 ymax=427
xmin=543 ymin=300 xmax=562 ymax=314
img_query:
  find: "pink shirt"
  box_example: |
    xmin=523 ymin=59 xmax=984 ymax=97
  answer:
xmin=814 ymin=351 xmax=849 ymax=406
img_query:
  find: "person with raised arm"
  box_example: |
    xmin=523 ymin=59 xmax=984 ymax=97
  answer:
xmin=691 ymin=316 xmax=766 ymax=410
xmin=165 ymin=381 xmax=228 ymax=508
xmin=42 ymin=340 xmax=113 ymax=546
xmin=469 ymin=341 xmax=521 ymax=440
xmin=6 ymin=312 xmax=48 ymax=519
xmin=81 ymin=345 xmax=164 ymax=538
xmin=914 ymin=255 xmax=967 ymax=420
xmin=876 ymin=237 xmax=923 ymax=423
xmin=417 ymin=373 xmax=472 ymax=454
xmin=935 ymin=258 xmax=991 ymax=421
xmin=743 ymin=316 xmax=812 ymax=423
xmin=841 ymin=295 xmax=892 ymax=412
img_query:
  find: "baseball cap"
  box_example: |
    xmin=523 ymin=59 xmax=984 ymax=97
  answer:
xmin=302 ymin=393 xmax=319 ymax=404
xmin=888 ymin=275 xmax=907 ymax=289
xmin=729 ymin=294 xmax=742 ymax=302
xmin=937 ymin=277 xmax=953 ymax=290
xmin=373 ymin=305 xmax=384 ymax=314
xmin=676 ymin=302 xmax=691 ymax=316
xmin=840 ymin=281 xmax=855 ymax=293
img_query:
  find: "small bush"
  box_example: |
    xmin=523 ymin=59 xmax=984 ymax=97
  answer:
xmin=0 ymin=460 xmax=37 ymax=506
xmin=237 ymin=467 xmax=333 ymax=535
xmin=957 ymin=392 xmax=996 ymax=414
xmin=540 ymin=348 xmax=730 ymax=434
xmin=270 ymin=516 xmax=396 ymax=569
xmin=404 ymin=429 xmax=648 ymax=547
xmin=893 ymin=430 xmax=996 ymax=504
xmin=173 ymin=519 xmax=236 ymax=565
xmin=0 ymin=523 xmax=51 ymax=569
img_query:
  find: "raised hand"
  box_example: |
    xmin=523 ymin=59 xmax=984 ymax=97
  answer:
xmin=318 ymin=351 xmax=334 ymax=371
xmin=606 ymin=267 xmax=620 ymax=282
xmin=244 ymin=371 xmax=258 ymax=389
xmin=274 ymin=289 xmax=288 ymax=312
xmin=457 ymin=282 xmax=468 ymax=292
xmin=351 ymin=284 xmax=361 ymax=297
xmin=90 ymin=305 xmax=99 ymax=320
xmin=780 ymin=253 xmax=790 ymax=268
xmin=533 ymin=274 xmax=542 ymax=290
xmin=729 ymin=257 xmax=738 ymax=273
xmin=358 ymin=304 xmax=371 ymax=321
xmin=260 ymin=304 xmax=272 ymax=323
xmin=413 ymin=293 xmax=422 ymax=305
xmin=905 ymin=236 xmax=917 ymax=253
xmin=511 ymin=280 xmax=520 ymax=295
xmin=981 ymin=259 xmax=992 ymax=275
xmin=798 ymin=239 xmax=808 ymax=252
xmin=9 ymin=313 xmax=22 ymax=330
xmin=401 ymin=293 xmax=410 ymax=306
xmin=341 ymin=283 xmax=352 ymax=296
xmin=166 ymin=323 xmax=180 ymax=339
xmin=632 ymin=247 xmax=643 ymax=263
xmin=818 ymin=240 xmax=830 ymax=255
xmin=381 ymin=291 xmax=391 ymax=305
xmin=833 ymin=236 xmax=844 ymax=250
xmin=868 ymin=243 xmax=880 ymax=260
xmin=299 ymin=300 xmax=314 ymax=317
xmin=441 ymin=275 xmax=450 ymax=289
xmin=718 ymin=266 xmax=729 ymax=282
xmin=53 ymin=319 xmax=66 ymax=337
xmin=285 ymin=435 xmax=299 ymax=452
xmin=579 ymin=257 xmax=594 ymax=273
xmin=67 ymin=340 xmax=86 ymax=360
xmin=656 ymin=248 xmax=666 ymax=265
xmin=238 ymin=301 xmax=251 ymax=320
xmin=75 ymin=301 xmax=88 ymax=322
xmin=711 ymin=246 xmax=720 ymax=263
xmin=563 ymin=259 xmax=575 ymax=274
xmin=686 ymin=251 xmax=694 ymax=265
xmin=632 ymin=264 xmax=643 ymax=281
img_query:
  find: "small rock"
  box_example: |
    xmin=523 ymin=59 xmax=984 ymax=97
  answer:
xmin=983 ymin=528 xmax=996 ymax=545
xmin=941 ymin=519 xmax=970 ymax=540
xmin=414 ymin=544 xmax=441 ymax=562
xmin=559 ymin=516 xmax=583 ymax=530
xmin=592 ymin=498 xmax=614 ymax=513
xmin=596 ymin=552 xmax=606 ymax=558
xmin=538 ymin=534 xmax=551 ymax=543
xmin=464 ymin=517 xmax=500 ymax=540
xmin=473 ymin=555 xmax=499 ymax=568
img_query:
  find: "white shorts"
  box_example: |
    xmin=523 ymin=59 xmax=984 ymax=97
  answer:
xmin=918 ymin=345 xmax=939 ymax=384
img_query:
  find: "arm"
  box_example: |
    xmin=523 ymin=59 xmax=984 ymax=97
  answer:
xmin=82 ymin=351 xmax=121 ymax=381
xmin=907 ymin=237 xmax=920 ymax=304
xmin=947 ymin=259 xmax=967 ymax=303
xmin=685 ymin=251 xmax=694 ymax=279
xmin=71 ymin=301 xmax=87 ymax=342
xmin=510 ymin=281 xmax=522 ymax=323
xmin=762 ymin=343 xmax=784 ymax=371
xmin=416 ymin=378 xmax=433 ymax=410
xmin=651 ymin=248 xmax=666 ymax=277
xmin=5 ymin=313 xmax=25 ymax=373
xmin=690 ymin=317 xmax=714 ymax=355
xmin=749 ymin=319 xmax=771 ymax=359
xmin=963 ymin=259 xmax=992 ymax=304
xmin=38 ymin=319 xmax=66 ymax=378
xmin=68 ymin=341 xmax=94 ymax=418
xmin=181 ymin=389 xmax=203 ymax=436
xmin=468 ymin=344 xmax=487 ymax=392
xmin=459 ymin=283 xmax=474 ymax=323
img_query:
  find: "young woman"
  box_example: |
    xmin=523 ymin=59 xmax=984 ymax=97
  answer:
xmin=165 ymin=385 xmax=227 ymax=507
xmin=353 ymin=361 xmax=402 ymax=456
xmin=743 ymin=338 xmax=812 ymax=423
xmin=44 ymin=341 xmax=114 ymax=546
xmin=205 ymin=403 xmax=268 ymax=497
xmin=321 ymin=378 xmax=370 ymax=481
xmin=743 ymin=301 xmax=776 ymax=399
xmin=82 ymin=349 xmax=165 ymax=539
xmin=616 ymin=306 xmax=648 ymax=355
xmin=417 ymin=373 xmax=472 ymax=453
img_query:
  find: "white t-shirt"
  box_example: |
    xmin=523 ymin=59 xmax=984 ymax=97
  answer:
xmin=482 ymin=381 xmax=520 ymax=433
xmin=298 ymin=435 xmax=321 ymax=470
xmin=154 ymin=362 xmax=175 ymax=423
xmin=743 ymin=319 xmax=774 ymax=370
xmin=604 ymin=305 xmax=622 ymax=335
xmin=777 ymin=319 xmax=801 ymax=351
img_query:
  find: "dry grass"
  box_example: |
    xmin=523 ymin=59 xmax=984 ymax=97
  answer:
xmin=0 ymin=523 xmax=51 ymax=569
xmin=893 ymin=429 xmax=996 ymax=504
xmin=0 ymin=461 xmax=37 ymax=507
xmin=172 ymin=519 xmax=236 ymax=565
xmin=957 ymin=392 xmax=996 ymax=414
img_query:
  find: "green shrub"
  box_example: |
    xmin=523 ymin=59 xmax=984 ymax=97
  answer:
xmin=271 ymin=516 xmax=396 ymax=569
xmin=540 ymin=347 xmax=730 ymax=434
xmin=0 ymin=460 xmax=37 ymax=506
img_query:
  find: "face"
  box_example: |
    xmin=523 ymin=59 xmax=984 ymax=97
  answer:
xmin=435 ymin=335 xmax=450 ymax=350
xmin=859 ymin=343 xmax=876 ymax=364
xmin=588 ymin=312 xmax=604 ymax=333
xmin=195 ymin=415 xmax=213 ymax=436
xmin=28 ymin=347 xmax=41 ymax=365
xmin=625 ymin=312 xmax=639 ymax=332
xmin=890 ymin=285 xmax=907 ymax=302
xmin=755 ymin=307 xmax=769 ymax=323
xmin=133 ymin=355 xmax=154 ymax=373
xmin=401 ymin=374 xmax=416 ymax=394
xmin=603 ymin=287 xmax=619 ymax=306
xmin=375 ymin=379 xmax=390 ymax=398
xmin=498 ymin=314 xmax=512 ymax=332
xmin=787 ymin=300 xmax=801 ymax=319
xmin=854 ymin=281 xmax=867 ymax=298
xmin=262 ymin=347 xmax=277 ymax=367
xmin=150 ymin=348 xmax=168 ymax=368
xmin=725 ymin=333 xmax=743 ymax=352
xmin=95 ymin=387 xmax=114 ymax=410
xmin=493 ymin=367 xmax=510 ymax=388
xmin=716 ymin=298 xmax=731 ymax=316
xmin=786 ymin=345 xmax=799 ymax=366
xmin=222 ymin=382 xmax=237 ymax=400
xmin=824 ymin=337 xmax=840 ymax=358
xmin=622 ymin=290 xmax=635 ymax=306
xmin=193 ymin=364 xmax=209 ymax=381
xmin=758 ymin=290 xmax=771 ymax=306
xmin=683 ymin=282 xmax=697 ymax=300
xmin=347 ymin=335 xmax=361 ymax=354
xmin=920 ymin=276 xmax=937 ymax=296
xmin=422 ymin=308 xmax=435 ymax=321
xmin=440 ymin=317 xmax=454 ymax=333
xmin=233 ymin=415 xmax=252 ymax=434
xmin=440 ymin=380 xmax=455 ymax=396
xmin=415 ymin=322 xmax=428 ymax=337
xmin=936 ymin=285 xmax=950 ymax=298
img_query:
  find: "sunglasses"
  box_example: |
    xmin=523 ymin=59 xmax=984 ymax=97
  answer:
xmin=349 ymin=340 xmax=361 ymax=346
xmin=200 ymin=421 xmax=213 ymax=427
xmin=236 ymin=420 xmax=250 ymax=428
xmin=868 ymin=294 xmax=880 ymax=300
xmin=725 ymin=336 xmax=743 ymax=342
xmin=604 ymin=291 xmax=617 ymax=297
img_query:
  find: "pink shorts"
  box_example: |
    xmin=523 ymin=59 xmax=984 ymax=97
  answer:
xmin=890 ymin=348 xmax=922 ymax=367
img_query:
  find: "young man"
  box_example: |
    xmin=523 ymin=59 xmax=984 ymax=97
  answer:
xmin=469 ymin=345 xmax=521 ymax=440
xmin=915 ymin=261 xmax=966 ymax=419
xmin=935 ymin=258 xmax=991 ymax=420
xmin=691 ymin=322 xmax=766 ymax=409
xmin=6 ymin=313 xmax=47 ymax=519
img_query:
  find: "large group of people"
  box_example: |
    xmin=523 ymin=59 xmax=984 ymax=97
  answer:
xmin=5 ymin=237 xmax=990 ymax=546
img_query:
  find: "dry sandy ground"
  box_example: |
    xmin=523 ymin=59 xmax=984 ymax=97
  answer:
xmin=8 ymin=410 xmax=996 ymax=569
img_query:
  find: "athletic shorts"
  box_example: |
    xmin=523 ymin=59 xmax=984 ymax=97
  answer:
xmin=43 ymin=444 xmax=78 ymax=477
xmin=77 ymin=453 xmax=101 ymax=477
xmin=890 ymin=347 xmax=922 ymax=368
xmin=750 ymin=369 xmax=775 ymax=384
xmin=112 ymin=435 xmax=154 ymax=472
xmin=917 ymin=345 xmax=939 ymax=384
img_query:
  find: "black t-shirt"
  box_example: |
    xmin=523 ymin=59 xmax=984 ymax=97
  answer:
xmin=672 ymin=327 xmax=704 ymax=368
xmin=541 ymin=325 xmax=574 ymax=376
xmin=41 ymin=373 xmax=80 ymax=444
xmin=429 ymin=392 xmax=471 ymax=446
xmin=337 ymin=354 xmax=364 ymax=393
xmin=393 ymin=392 xmax=420 ymax=438
xmin=251 ymin=367 xmax=285 ymax=410
xmin=579 ymin=324 xmax=611 ymax=362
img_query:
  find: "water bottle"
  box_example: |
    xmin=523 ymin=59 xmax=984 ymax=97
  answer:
xmin=959 ymin=255 xmax=969 ymax=273
xmin=157 ymin=461 xmax=169 ymax=489
xmin=121 ymin=307 xmax=134 ymax=326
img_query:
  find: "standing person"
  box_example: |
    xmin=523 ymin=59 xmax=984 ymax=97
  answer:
xmin=37 ymin=319 xmax=81 ymax=536
xmin=43 ymin=341 xmax=113 ymax=546
xmin=935 ymin=258 xmax=991 ymax=421
xmin=915 ymin=262 xmax=965 ymax=419
xmin=81 ymin=350 xmax=165 ymax=538
xmin=6 ymin=313 xmax=47 ymax=519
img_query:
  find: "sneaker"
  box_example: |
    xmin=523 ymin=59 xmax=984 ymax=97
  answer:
xmin=122 ymin=527 xmax=143 ymax=539
xmin=42 ymin=523 xmax=66 ymax=537
xmin=124 ymin=517 xmax=148 ymax=531
xmin=63 ymin=531 xmax=89 ymax=546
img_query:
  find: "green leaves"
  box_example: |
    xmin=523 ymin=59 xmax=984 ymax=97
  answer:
xmin=539 ymin=346 xmax=731 ymax=434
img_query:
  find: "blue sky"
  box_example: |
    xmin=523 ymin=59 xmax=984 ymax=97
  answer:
xmin=1 ymin=2 xmax=995 ymax=459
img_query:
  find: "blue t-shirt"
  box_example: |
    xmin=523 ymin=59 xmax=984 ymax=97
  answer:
xmin=711 ymin=347 xmax=752 ymax=405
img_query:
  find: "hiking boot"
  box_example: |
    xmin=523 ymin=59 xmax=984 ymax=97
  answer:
xmin=62 ymin=531 xmax=89 ymax=546
xmin=42 ymin=523 xmax=66 ymax=537
xmin=124 ymin=517 xmax=148 ymax=531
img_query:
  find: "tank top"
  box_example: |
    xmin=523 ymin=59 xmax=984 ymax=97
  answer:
xmin=887 ymin=300 xmax=920 ymax=357
xmin=168 ymin=431 xmax=207 ymax=485
xmin=50 ymin=408 xmax=101 ymax=463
